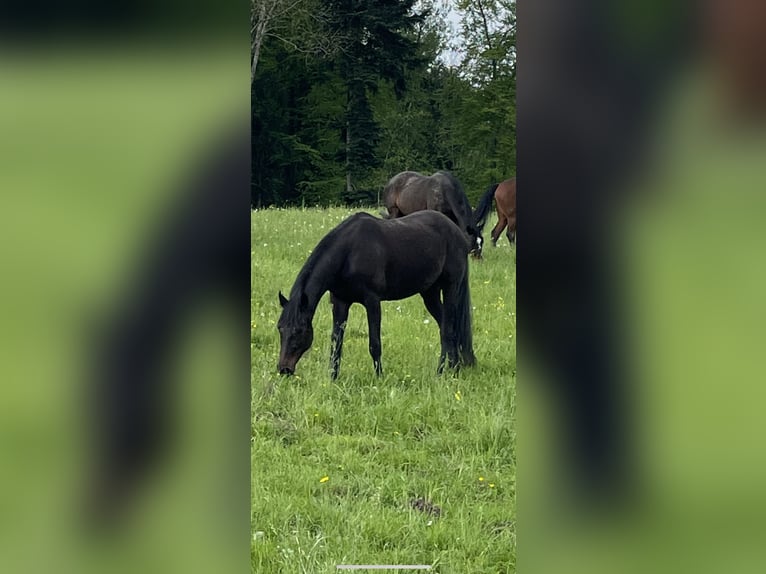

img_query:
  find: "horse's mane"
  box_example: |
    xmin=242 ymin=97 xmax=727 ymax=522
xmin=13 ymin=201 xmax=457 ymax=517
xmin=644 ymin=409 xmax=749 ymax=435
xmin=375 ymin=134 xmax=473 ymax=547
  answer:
xmin=288 ymin=212 xmax=373 ymax=301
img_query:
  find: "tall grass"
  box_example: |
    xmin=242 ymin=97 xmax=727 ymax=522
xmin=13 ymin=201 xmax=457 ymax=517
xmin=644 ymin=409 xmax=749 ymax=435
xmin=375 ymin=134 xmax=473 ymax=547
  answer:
xmin=252 ymin=207 xmax=516 ymax=573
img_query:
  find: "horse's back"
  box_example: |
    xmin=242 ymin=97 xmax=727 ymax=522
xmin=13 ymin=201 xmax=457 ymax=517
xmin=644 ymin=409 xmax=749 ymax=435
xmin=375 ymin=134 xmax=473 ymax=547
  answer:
xmin=385 ymin=171 xmax=431 ymax=215
xmin=391 ymin=208 xmax=454 ymax=228
xmin=384 ymin=171 xmax=424 ymax=197
xmin=338 ymin=211 xmax=378 ymax=228
xmin=397 ymin=171 xmax=468 ymax=215
xmin=388 ymin=210 xmax=470 ymax=253
xmin=383 ymin=172 xmax=475 ymax=248
xmin=497 ymin=178 xmax=516 ymax=200
xmin=384 ymin=171 xmax=423 ymax=214
xmin=352 ymin=210 xmax=468 ymax=254
xmin=404 ymin=211 xmax=471 ymax=275
xmin=384 ymin=211 xmax=470 ymax=284
xmin=334 ymin=211 xmax=466 ymax=300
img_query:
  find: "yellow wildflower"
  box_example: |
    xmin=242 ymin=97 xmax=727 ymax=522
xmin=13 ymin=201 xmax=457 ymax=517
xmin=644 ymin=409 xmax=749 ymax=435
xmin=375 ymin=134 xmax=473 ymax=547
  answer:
xmin=319 ymin=476 xmax=329 ymax=483
xmin=454 ymin=391 xmax=462 ymax=401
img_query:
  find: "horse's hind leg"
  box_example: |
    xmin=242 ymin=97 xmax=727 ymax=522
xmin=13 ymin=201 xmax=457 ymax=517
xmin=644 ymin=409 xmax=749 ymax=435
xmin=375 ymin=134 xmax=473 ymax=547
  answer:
xmin=437 ymin=285 xmax=460 ymax=373
xmin=364 ymin=298 xmax=383 ymax=376
xmin=330 ymin=295 xmax=351 ymax=380
xmin=491 ymin=216 xmax=508 ymax=246
xmin=420 ymin=286 xmax=443 ymax=328
xmin=422 ymin=285 xmax=451 ymax=372
xmin=507 ymin=214 xmax=516 ymax=246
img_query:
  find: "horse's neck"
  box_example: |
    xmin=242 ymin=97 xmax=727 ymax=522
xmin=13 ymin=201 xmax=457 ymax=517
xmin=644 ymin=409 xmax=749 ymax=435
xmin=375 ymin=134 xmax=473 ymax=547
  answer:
xmin=442 ymin=187 xmax=471 ymax=232
xmin=455 ymin=210 xmax=469 ymax=230
xmin=452 ymin=208 xmax=471 ymax=234
xmin=295 ymin=248 xmax=340 ymax=312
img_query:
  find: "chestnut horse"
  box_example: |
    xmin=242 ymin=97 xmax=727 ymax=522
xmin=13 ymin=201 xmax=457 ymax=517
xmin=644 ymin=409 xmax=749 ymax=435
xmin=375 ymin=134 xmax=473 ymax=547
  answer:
xmin=473 ymin=177 xmax=516 ymax=247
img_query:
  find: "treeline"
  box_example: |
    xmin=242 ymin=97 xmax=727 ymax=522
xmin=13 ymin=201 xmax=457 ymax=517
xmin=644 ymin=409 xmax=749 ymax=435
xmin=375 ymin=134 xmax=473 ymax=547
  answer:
xmin=252 ymin=0 xmax=515 ymax=207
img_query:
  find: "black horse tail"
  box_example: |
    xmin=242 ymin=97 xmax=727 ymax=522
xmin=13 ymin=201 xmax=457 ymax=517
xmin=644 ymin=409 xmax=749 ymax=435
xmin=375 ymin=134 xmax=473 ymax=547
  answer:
xmin=456 ymin=264 xmax=476 ymax=366
xmin=473 ymin=183 xmax=499 ymax=233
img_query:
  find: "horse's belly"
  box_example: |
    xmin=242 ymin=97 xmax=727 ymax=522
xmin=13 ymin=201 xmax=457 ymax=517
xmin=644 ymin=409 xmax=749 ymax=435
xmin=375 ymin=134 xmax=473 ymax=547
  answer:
xmin=335 ymin=262 xmax=440 ymax=302
xmin=380 ymin=263 xmax=442 ymax=300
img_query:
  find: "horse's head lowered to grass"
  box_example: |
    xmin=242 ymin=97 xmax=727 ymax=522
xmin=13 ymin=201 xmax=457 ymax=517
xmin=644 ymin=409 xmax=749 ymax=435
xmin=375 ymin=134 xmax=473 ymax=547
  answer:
xmin=276 ymin=290 xmax=313 ymax=375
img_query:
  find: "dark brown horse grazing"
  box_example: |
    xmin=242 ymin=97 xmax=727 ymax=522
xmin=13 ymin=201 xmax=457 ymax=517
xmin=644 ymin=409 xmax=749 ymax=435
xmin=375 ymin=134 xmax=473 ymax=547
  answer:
xmin=382 ymin=170 xmax=483 ymax=256
xmin=277 ymin=211 xmax=476 ymax=379
xmin=473 ymin=177 xmax=516 ymax=247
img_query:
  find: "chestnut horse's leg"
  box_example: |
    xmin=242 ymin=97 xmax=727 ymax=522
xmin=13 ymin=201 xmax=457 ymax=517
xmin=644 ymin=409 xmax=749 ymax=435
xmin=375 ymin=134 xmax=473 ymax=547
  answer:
xmin=507 ymin=211 xmax=516 ymax=245
xmin=491 ymin=215 xmax=508 ymax=246
xmin=330 ymin=295 xmax=350 ymax=380
xmin=364 ymin=298 xmax=383 ymax=376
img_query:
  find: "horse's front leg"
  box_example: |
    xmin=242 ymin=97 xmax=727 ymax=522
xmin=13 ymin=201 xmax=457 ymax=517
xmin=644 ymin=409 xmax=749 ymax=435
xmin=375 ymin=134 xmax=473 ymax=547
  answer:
xmin=364 ymin=298 xmax=383 ymax=376
xmin=330 ymin=295 xmax=350 ymax=380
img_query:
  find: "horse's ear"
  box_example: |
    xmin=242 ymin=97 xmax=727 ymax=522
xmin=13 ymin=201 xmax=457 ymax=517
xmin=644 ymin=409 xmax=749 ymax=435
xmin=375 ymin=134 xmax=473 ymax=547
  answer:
xmin=278 ymin=291 xmax=288 ymax=308
xmin=299 ymin=292 xmax=308 ymax=309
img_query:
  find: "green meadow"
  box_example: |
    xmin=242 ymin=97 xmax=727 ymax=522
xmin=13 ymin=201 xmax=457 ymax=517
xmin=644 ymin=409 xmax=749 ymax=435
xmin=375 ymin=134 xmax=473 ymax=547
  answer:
xmin=252 ymin=207 xmax=516 ymax=573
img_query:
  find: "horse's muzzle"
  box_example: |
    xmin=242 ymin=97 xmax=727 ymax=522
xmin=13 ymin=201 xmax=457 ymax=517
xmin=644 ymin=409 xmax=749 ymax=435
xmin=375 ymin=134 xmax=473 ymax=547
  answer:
xmin=279 ymin=366 xmax=294 ymax=376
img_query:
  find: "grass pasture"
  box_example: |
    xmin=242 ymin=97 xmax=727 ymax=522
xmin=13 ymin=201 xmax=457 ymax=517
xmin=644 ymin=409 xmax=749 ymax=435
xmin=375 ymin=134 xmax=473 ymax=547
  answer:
xmin=252 ymin=207 xmax=516 ymax=573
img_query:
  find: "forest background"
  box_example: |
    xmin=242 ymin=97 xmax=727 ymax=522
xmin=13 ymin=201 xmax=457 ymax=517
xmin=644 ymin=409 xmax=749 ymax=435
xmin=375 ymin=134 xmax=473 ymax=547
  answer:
xmin=252 ymin=0 xmax=516 ymax=207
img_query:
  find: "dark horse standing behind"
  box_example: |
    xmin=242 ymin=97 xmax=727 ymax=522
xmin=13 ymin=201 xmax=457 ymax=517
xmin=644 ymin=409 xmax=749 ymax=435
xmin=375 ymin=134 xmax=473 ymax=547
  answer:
xmin=277 ymin=211 xmax=476 ymax=379
xmin=382 ymin=170 xmax=483 ymax=257
xmin=473 ymin=177 xmax=516 ymax=247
